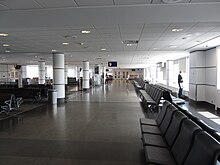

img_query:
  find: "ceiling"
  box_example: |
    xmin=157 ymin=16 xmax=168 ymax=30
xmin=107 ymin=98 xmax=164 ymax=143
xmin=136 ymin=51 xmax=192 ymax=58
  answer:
xmin=0 ymin=0 xmax=220 ymax=68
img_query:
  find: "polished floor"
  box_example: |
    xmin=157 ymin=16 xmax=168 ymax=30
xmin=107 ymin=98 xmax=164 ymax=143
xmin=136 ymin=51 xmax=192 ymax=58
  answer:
xmin=0 ymin=80 xmax=146 ymax=165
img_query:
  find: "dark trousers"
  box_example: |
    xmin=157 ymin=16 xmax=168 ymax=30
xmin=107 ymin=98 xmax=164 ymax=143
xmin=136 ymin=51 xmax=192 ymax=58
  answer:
xmin=178 ymin=83 xmax=182 ymax=98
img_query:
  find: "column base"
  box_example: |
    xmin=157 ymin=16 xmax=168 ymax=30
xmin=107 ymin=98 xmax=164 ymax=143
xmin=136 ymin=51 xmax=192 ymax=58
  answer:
xmin=57 ymin=98 xmax=65 ymax=104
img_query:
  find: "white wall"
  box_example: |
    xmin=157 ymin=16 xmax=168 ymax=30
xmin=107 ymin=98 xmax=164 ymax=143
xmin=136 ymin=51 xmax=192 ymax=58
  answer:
xmin=189 ymin=51 xmax=206 ymax=101
xmin=189 ymin=48 xmax=219 ymax=109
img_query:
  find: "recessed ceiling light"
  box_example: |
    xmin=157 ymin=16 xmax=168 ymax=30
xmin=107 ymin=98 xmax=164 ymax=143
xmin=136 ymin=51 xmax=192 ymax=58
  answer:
xmin=203 ymin=45 xmax=209 ymax=48
xmin=3 ymin=44 xmax=10 ymax=47
xmin=64 ymin=35 xmax=78 ymax=39
xmin=0 ymin=33 xmax=8 ymax=37
xmin=162 ymin=0 xmax=183 ymax=3
xmin=52 ymin=49 xmax=57 ymax=52
xmin=168 ymin=45 xmax=177 ymax=48
xmin=196 ymin=40 xmax=201 ymax=43
xmin=5 ymin=50 xmax=10 ymax=53
xmin=62 ymin=42 xmax=69 ymax=45
xmin=171 ymin=28 xmax=183 ymax=32
xmin=153 ymin=48 xmax=159 ymax=50
xmin=101 ymin=48 xmax=106 ymax=51
xmin=81 ymin=30 xmax=91 ymax=34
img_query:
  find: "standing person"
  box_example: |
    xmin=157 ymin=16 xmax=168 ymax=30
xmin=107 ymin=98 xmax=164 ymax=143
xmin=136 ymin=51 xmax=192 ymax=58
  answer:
xmin=178 ymin=71 xmax=183 ymax=98
xmin=105 ymin=73 xmax=108 ymax=84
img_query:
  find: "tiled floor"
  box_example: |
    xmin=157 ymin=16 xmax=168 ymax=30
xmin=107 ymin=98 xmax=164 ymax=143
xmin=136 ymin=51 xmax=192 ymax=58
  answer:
xmin=0 ymin=81 xmax=146 ymax=165
xmin=0 ymin=80 xmax=219 ymax=165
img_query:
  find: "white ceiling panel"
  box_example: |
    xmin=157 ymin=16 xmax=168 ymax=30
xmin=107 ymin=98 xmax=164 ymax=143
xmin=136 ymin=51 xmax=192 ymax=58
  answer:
xmin=121 ymin=34 xmax=140 ymax=40
xmin=35 ymin=0 xmax=77 ymax=8
xmin=141 ymin=33 xmax=162 ymax=38
xmin=75 ymin=0 xmax=113 ymax=6
xmin=0 ymin=4 xmax=9 ymax=10
xmin=152 ymin=0 xmax=190 ymax=4
xmin=190 ymin=0 xmax=220 ymax=3
xmin=0 ymin=0 xmax=41 ymax=9
xmin=114 ymin=0 xmax=150 ymax=5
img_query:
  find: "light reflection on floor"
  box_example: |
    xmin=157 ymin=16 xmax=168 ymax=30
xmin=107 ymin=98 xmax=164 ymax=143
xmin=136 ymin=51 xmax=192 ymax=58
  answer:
xmin=198 ymin=111 xmax=220 ymax=125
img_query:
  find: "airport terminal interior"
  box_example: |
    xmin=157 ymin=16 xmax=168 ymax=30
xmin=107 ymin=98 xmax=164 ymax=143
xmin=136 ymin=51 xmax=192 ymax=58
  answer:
xmin=1 ymin=0 xmax=220 ymax=165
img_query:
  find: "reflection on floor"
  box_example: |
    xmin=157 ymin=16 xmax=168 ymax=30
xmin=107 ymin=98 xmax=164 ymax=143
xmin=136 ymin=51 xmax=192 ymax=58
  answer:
xmin=0 ymin=80 xmax=219 ymax=165
xmin=0 ymin=80 xmax=146 ymax=165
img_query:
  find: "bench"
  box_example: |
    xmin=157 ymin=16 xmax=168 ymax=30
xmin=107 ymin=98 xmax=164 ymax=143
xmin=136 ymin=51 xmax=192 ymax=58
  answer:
xmin=140 ymin=101 xmax=220 ymax=165
xmin=0 ymin=88 xmax=41 ymax=102
xmin=0 ymin=93 xmax=22 ymax=113
xmin=155 ymin=84 xmax=185 ymax=105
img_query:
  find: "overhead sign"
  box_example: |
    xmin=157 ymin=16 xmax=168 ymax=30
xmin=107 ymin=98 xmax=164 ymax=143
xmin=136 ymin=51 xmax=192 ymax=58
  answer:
xmin=108 ymin=61 xmax=117 ymax=67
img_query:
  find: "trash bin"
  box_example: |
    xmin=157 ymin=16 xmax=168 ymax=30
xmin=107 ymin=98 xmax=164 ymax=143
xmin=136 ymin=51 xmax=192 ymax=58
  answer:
xmin=48 ymin=89 xmax=57 ymax=104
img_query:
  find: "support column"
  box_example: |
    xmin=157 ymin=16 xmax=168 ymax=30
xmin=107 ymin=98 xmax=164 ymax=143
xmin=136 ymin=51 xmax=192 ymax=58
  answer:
xmin=53 ymin=53 xmax=65 ymax=103
xmin=77 ymin=66 xmax=81 ymax=80
xmin=102 ymin=66 xmax=106 ymax=84
xmin=39 ymin=61 xmax=45 ymax=84
xmin=83 ymin=61 xmax=90 ymax=90
xmin=65 ymin=64 xmax=68 ymax=85
xmin=21 ymin=65 xmax=27 ymax=79
xmin=166 ymin=60 xmax=174 ymax=86
xmin=189 ymin=51 xmax=206 ymax=102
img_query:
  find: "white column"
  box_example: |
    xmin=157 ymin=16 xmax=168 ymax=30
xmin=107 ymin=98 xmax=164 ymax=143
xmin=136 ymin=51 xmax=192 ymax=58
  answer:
xmin=65 ymin=64 xmax=68 ymax=85
xmin=77 ymin=66 xmax=81 ymax=80
xmin=166 ymin=60 xmax=174 ymax=86
xmin=83 ymin=61 xmax=90 ymax=90
xmin=189 ymin=51 xmax=206 ymax=102
xmin=21 ymin=65 xmax=27 ymax=78
xmin=74 ymin=66 xmax=77 ymax=78
xmin=53 ymin=53 xmax=65 ymax=103
xmin=39 ymin=61 xmax=45 ymax=84
xmin=102 ymin=66 xmax=106 ymax=84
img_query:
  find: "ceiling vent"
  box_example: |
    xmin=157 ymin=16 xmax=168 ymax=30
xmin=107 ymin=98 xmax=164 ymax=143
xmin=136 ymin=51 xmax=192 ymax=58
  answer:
xmin=162 ymin=0 xmax=183 ymax=3
xmin=122 ymin=40 xmax=139 ymax=45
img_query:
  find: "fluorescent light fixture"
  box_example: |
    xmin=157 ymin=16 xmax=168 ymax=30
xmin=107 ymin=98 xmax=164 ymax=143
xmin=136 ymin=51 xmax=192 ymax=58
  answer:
xmin=62 ymin=42 xmax=69 ymax=45
xmin=5 ymin=50 xmax=10 ymax=53
xmin=101 ymin=48 xmax=106 ymax=51
xmin=126 ymin=44 xmax=133 ymax=46
xmin=81 ymin=30 xmax=91 ymax=34
xmin=52 ymin=49 xmax=57 ymax=52
xmin=171 ymin=28 xmax=183 ymax=32
xmin=3 ymin=44 xmax=10 ymax=47
xmin=0 ymin=33 xmax=8 ymax=37
xmin=168 ymin=45 xmax=177 ymax=48
xmin=153 ymin=48 xmax=159 ymax=50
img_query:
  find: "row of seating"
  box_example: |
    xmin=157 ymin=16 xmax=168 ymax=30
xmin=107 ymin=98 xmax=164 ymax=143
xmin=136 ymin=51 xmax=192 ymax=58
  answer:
xmin=0 ymin=93 xmax=23 ymax=114
xmin=133 ymin=79 xmax=185 ymax=110
xmin=154 ymin=83 xmax=185 ymax=105
xmin=140 ymin=101 xmax=220 ymax=165
xmin=0 ymin=88 xmax=42 ymax=102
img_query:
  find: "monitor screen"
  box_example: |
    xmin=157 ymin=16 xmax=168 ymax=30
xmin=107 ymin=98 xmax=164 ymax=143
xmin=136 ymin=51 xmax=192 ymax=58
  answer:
xmin=108 ymin=61 xmax=117 ymax=67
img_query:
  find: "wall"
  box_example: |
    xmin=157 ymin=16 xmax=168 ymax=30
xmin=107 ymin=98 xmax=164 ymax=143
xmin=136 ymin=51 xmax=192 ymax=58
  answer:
xmin=189 ymin=48 xmax=219 ymax=109
xmin=111 ymin=69 xmax=144 ymax=80
xmin=189 ymin=51 xmax=206 ymax=101
xmin=0 ymin=64 xmax=17 ymax=83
